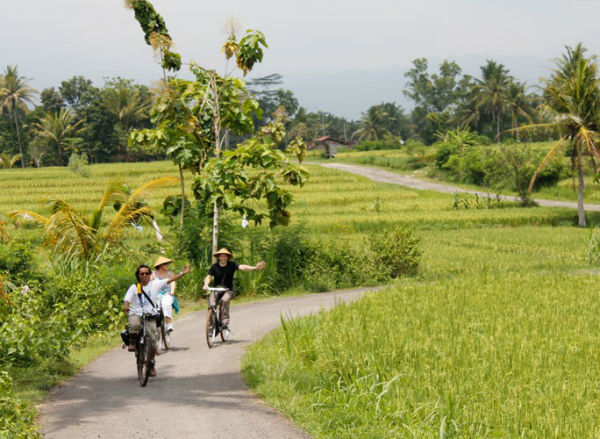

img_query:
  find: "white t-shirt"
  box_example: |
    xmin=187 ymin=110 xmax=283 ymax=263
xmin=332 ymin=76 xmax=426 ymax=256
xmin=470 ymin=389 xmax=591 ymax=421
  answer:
xmin=124 ymin=279 xmax=168 ymax=316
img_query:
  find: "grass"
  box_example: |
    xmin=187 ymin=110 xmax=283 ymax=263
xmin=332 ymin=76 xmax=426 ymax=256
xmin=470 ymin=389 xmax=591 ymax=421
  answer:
xmin=241 ymin=163 xmax=600 ymax=437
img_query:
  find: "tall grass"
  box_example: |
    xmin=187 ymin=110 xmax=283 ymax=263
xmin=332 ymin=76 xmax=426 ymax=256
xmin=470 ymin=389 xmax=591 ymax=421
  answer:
xmin=244 ymin=271 xmax=600 ymax=438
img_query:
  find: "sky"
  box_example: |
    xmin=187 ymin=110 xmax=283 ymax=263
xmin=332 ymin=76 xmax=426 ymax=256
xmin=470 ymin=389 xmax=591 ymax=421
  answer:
xmin=3 ymin=0 xmax=600 ymax=118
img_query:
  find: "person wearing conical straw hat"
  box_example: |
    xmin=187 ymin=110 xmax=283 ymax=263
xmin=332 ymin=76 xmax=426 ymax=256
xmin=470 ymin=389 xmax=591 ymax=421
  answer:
xmin=202 ymin=248 xmax=266 ymax=331
xmin=152 ymin=256 xmax=178 ymax=333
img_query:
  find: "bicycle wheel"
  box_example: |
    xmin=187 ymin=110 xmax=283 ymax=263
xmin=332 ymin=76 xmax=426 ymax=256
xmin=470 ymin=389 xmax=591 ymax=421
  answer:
xmin=136 ymin=338 xmax=146 ymax=386
xmin=139 ymin=337 xmax=151 ymax=387
xmin=206 ymin=308 xmax=217 ymax=348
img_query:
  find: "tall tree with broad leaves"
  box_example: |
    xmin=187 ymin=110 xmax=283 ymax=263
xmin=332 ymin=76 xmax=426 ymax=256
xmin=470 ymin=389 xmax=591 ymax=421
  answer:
xmin=127 ymin=1 xmax=307 ymax=259
xmin=403 ymin=58 xmax=463 ymax=144
xmin=0 ymin=66 xmax=37 ymax=168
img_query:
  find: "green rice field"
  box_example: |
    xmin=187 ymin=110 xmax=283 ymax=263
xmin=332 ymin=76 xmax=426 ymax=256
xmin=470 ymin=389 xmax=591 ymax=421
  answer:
xmin=3 ymin=161 xmax=600 ymax=437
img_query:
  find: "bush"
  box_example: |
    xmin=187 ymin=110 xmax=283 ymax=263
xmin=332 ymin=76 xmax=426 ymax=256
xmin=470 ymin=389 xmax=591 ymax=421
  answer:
xmin=0 ymin=241 xmax=38 ymax=286
xmin=355 ymin=136 xmax=404 ymax=151
xmin=67 ymin=153 xmax=89 ymax=177
xmin=0 ymin=371 xmax=39 ymax=438
xmin=368 ymin=227 xmax=421 ymax=278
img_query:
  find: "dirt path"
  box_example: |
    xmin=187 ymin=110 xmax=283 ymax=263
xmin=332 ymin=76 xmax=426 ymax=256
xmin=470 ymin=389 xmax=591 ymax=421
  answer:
xmin=41 ymin=287 xmax=382 ymax=438
xmin=319 ymin=162 xmax=600 ymax=212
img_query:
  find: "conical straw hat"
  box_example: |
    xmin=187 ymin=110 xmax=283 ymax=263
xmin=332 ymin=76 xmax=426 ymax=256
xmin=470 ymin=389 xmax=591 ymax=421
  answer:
xmin=153 ymin=256 xmax=174 ymax=268
xmin=213 ymin=248 xmax=233 ymax=258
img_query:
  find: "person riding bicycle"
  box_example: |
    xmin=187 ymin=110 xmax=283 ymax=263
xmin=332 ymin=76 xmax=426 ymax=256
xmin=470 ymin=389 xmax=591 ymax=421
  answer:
xmin=152 ymin=256 xmax=178 ymax=333
xmin=124 ymin=264 xmax=190 ymax=377
xmin=202 ymin=248 xmax=266 ymax=330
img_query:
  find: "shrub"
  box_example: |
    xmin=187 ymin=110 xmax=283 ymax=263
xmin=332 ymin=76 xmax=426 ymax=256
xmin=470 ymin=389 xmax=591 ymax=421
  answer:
xmin=67 ymin=152 xmax=89 ymax=177
xmin=368 ymin=227 xmax=421 ymax=278
xmin=0 ymin=241 xmax=38 ymax=286
xmin=0 ymin=371 xmax=39 ymax=438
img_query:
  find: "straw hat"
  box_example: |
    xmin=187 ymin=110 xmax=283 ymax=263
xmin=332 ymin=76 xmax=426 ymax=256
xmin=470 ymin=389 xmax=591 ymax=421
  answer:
xmin=213 ymin=248 xmax=233 ymax=259
xmin=153 ymin=256 xmax=174 ymax=268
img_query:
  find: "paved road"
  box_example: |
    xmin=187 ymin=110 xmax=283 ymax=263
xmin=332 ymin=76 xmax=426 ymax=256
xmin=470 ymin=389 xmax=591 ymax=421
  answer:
xmin=318 ymin=162 xmax=600 ymax=212
xmin=41 ymin=287 xmax=381 ymax=438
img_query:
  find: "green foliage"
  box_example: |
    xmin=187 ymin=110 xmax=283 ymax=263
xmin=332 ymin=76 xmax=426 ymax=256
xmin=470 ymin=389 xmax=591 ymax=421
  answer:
xmin=236 ymin=30 xmax=268 ymax=76
xmin=0 ymin=371 xmax=39 ymax=439
xmin=192 ymin=120 xmax=308 ymax=228
xmin=368 ymin=227 xmax=420 ymax=278
xmin=0 ymin=240 xmax=37 ymax=286
xmin=161 ymin=195 xmax=191 ymax=221
xmin=67 ymin=152 xmax=89 ymax=177
xmin=355 ymin=136 xmax=403 ymax=151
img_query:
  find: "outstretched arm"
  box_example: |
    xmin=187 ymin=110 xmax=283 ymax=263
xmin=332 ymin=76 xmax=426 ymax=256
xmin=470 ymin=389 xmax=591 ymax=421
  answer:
xmin=238 ymin=261 xmax=266 ymax=272
xmin=167 ymin=265 xmax=191 ymax=284
xmin=202 ymin=274 xmax=213 ymax=290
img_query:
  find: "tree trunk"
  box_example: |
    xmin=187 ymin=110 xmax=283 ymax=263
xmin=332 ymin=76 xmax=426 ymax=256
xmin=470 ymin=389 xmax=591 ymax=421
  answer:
xmin=57 ymin=141 xmax=63 ymax=166
xmin=496 ymin=107 xmax=501 ymax=144
xmin=178 ymin=163 xmax=185 ymax=232
xmin=576 ymin=144 xmax=587 ymax=227
xmin=12 ymin=109 xmax=25 ymax=168
xmin=212 ymin=201 xmax=219 ymax=263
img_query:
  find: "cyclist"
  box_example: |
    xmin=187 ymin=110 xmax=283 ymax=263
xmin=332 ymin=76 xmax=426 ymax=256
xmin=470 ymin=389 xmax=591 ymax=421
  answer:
xmin=202 ymin=248 xmax=266 ymax=330
xmin=152 ymin=256 xmax=178 ymax=333
xmin=124 ymin=264 xmax=190 ymax=377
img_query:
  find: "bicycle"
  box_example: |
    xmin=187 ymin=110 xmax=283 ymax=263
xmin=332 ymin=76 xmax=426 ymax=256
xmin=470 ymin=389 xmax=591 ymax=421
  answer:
xmin=156 ymin=308 xmax=171 ymax=352
xmin=134 ymin=312 xmax=157 ymax=387
xmin=205 ymin=287 xmax=230 ymax=348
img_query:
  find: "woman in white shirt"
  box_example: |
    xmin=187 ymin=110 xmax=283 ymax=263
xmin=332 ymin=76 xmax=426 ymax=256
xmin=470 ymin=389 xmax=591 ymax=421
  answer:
xmin=124 ymin=264 xmax=190 ymax=377
xmin=152 ymin=257 xmax=177 ymax=333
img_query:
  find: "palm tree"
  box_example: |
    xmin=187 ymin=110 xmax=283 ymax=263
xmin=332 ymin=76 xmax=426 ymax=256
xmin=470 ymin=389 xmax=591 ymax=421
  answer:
xmin=523 ymin=44 xmax=600 ymax=227
xmin=101 ymin=84 xmax=151 ymax=158
xmin=32 ymin=108 xmax=85 ymax=165
xmin=353 ymin=106 xmax=391 ymax=142
xmin=0 ymin=66 xmax=37 ymax=168
xmin=472 ymin=60 xmax=512 ymax=142
xmin=9 ymin=177 xmax=177 ymax=267
xmin=0 ymin=153 xmax=22 ymax=169
xmin=504 ymin=81 xmax=535 ymax=142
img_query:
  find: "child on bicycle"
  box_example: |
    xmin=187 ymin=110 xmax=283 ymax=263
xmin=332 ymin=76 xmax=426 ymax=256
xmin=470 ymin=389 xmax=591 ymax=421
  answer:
xmin=124 ymin=264 xmax=190 ymax=377
xmin=202 ymin=248 xmax=266 ymax=330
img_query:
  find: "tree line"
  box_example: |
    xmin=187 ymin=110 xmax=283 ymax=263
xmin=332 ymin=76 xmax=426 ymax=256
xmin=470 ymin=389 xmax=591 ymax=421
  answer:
xmin=0 ymin=43 xmax=598 ymax=168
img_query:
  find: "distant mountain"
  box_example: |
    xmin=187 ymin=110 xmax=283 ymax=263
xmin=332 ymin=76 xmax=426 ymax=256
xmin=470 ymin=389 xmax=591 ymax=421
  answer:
xmin=280 ymin=54 xmax=552 ymax=120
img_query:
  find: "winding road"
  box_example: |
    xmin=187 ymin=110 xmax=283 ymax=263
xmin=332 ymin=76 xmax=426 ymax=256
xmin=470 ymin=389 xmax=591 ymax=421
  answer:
xmin=41 ymin=287 xmax=380 ymax=438
xmin=319 ymin=162 xmax=600 ymax=211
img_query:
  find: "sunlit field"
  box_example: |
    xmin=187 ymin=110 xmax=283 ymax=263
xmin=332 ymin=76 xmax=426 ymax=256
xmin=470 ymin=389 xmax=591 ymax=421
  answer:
xmin=4 ymin=160 xmax=600 ymax=436
xmin=242 ymin=165 xmax=600 ymax=438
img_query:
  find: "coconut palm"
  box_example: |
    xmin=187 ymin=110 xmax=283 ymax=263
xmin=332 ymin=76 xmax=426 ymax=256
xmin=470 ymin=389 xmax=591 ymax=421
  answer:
xmin=523 ymin=44 xmax=600 ymax=227
xmin=504 ymin=81 xmax=535 ymax=142
xmin=9 ymin=177 xmax=177 ymax=266
xmin=0 ymin=153 xmax=22 ymax=169
xmin=101 ymin=83 xmax=151 ymax=159
xmin=471 ymin=61 xmax=512 ymax=142
xmin=32 ymin=108 xmax=85 ymax=165
xmin=101 ymin=84 xmax=151 ymax=127
xmin=353 ymin=106 xmax=391 ymax=142
xmin=0 ymin=66 xmax=37 ymax=168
